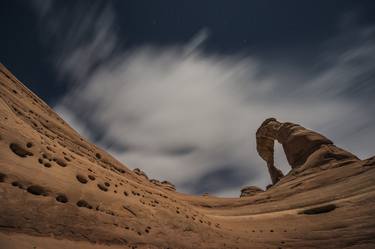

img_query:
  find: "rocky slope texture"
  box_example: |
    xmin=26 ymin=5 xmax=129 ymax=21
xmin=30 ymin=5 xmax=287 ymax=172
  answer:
xmin=0 ymin=63 xmax=374 ymax=249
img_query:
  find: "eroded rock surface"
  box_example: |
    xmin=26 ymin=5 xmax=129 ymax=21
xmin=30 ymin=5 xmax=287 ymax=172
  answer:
xmin=0 ymin=63 xmax=374 ymax=249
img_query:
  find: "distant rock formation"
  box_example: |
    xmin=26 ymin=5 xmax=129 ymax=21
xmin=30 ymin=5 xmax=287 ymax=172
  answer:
xmin=150 ymin=179 xmax=176 ymax=191
xmin=133 ymin=168 xmax=177 ymax=191
xmin=256 ymin=118 xmax=359 ymax=185
xmin=240 ymin=186 xmax=263 ymax=197
xmin=133 ymin=168 xmax=149 ymax=179
xmin=161 ymin=180 xmax=176 ymax=191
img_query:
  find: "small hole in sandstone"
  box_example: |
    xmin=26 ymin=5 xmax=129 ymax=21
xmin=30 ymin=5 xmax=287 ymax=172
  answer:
xmin=9 ymin=143 xmax=33 ymax=157
xmin=26 ymin=142 xmax=33 ymax=148
xmin=95 ymin=153 xmax=101 ymax=159
xmin=27 ymin=185 xmax=48 ymax=196
xmin=0 ymin=172 xmax=6 ymax=182
xmin=55 ymin=158 xmax=67 ymax=167
xmin=97 ymin=183 xmax=108 ymax=192
xmin=104 ymin=182 xmax=110 ymax=187
xmin=300 ymin=204 xmax=337 ymax=215
xmin=88 ymin=175 xmax=95 ymax=181
xmin=44 ymin=162 xmax=51 ymax=168
xmin=76 ymin=200 xmax=92 ymax=209
xmin=56 ymin=194 xmax=68 ymax=203
xmin=12 ymin=181 xmax=21 ymax=187
xmin=124 ymin=191 xmax=128 ymax=196
xmin=76 ymin=174 xmax=88 ymax=184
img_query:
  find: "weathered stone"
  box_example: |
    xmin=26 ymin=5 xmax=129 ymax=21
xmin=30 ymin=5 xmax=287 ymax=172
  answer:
xmin=240 ymin=186 xmax=263 ymax=197
xmin=161 ymin=180 xmax=176 ymax=191
xmin=256 ymin=118 xmax=359 ymax=185
xmin=150 ymin=178 xmax=176 ymax=191
xmin=133 ymin=168 xmax=148 ymax=179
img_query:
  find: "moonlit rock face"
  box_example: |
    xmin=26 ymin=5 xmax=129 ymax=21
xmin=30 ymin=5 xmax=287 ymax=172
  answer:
xmin=0 ymin=64 xmax=374 ymax=248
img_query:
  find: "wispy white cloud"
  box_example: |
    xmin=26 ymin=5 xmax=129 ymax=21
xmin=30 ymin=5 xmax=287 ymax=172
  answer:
xmin=55 ymin=43 xmax=374 ymax=196
xmin=31 ymin=3 xmax=375 ymax=196
xmin=184 ymin=28 xmax=210 ymax=55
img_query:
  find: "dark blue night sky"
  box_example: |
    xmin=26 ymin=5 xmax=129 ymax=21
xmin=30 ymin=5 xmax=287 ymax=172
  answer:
xmin=2 ymin=0 xmax=375 ymax=104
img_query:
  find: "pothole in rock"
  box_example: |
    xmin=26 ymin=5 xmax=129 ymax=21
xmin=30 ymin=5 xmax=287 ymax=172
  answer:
xmin=11 ymin=181 xmax=25 ymax=189
xmin=27 ymin=185 xmax=48 ymax=196
xmin=300 ymin=204 xmax=337 ymax=215
xmin=77 ymin=200 xmax=93 ymax=209
xmin=0 ymin=172 xmax=6 ymax=182
xmin=97 ymin=183 xmax=108 ymax=192
xmin=76 ymin=174 xmax=88 ymax=184
xmin=54 ymin=158 xmax=67 ymax=167
xmin=56 ymin=194 xmax=68 ymax=203
xmin=9 ymin=143 xmax=33 ymax=157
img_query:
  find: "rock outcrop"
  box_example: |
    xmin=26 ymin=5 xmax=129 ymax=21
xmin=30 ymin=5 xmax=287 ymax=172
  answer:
xmin=240 ymin=186 xmax=263 ymax=197
xmin=150 ymin=178 xmax=176 ymax=191
xmin=0 ymin=63 xmax=374 ymax=249
xmin=133 ymin=167 xmax=149 ymax=179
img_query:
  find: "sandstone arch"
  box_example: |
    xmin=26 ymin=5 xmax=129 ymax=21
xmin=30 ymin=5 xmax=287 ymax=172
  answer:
xmin=256 ymin=118 xmax=359 ymax=185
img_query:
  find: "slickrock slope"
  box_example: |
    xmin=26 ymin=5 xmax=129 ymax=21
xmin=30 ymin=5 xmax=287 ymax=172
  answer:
xmin=0 ymin=63 xmax=374 ymax=249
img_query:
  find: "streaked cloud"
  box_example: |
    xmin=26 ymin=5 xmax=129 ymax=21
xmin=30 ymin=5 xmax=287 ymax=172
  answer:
xmin=31 ymin=2 xmax=375 ymax=196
